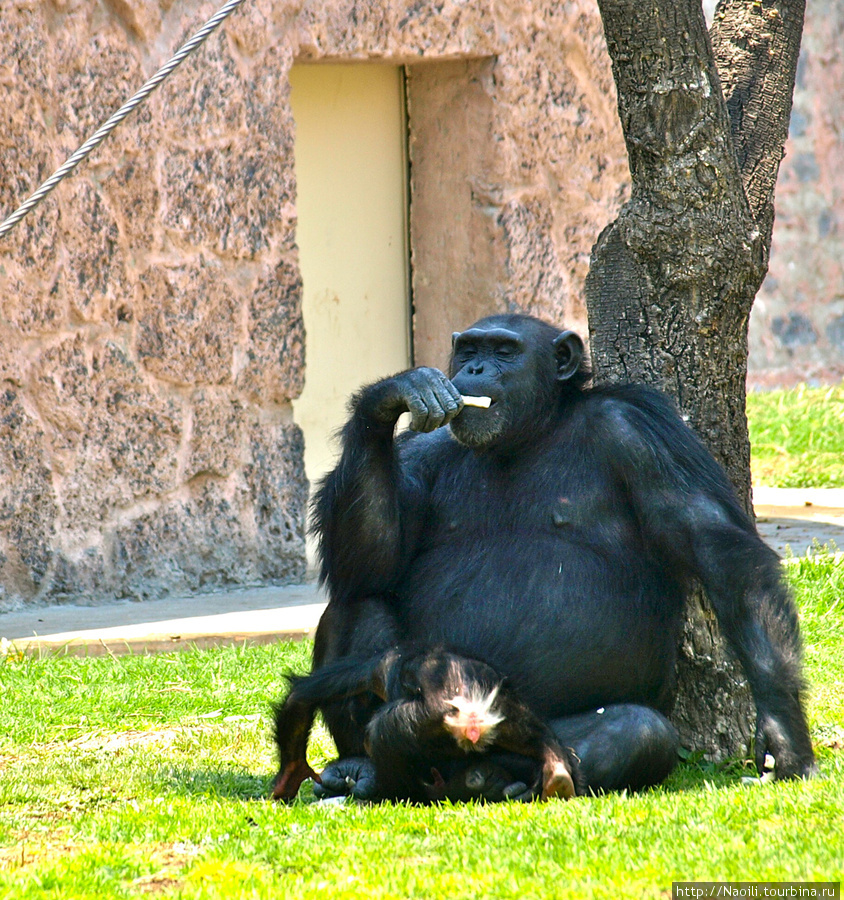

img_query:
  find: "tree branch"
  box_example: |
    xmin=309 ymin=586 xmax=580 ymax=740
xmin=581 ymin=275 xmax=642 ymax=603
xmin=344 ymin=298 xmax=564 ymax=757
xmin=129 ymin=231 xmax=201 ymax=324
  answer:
xmin=596 ymin=0 xmax=746 ymax=215
xmin=709 ymin=0 xmax=806 ymax=250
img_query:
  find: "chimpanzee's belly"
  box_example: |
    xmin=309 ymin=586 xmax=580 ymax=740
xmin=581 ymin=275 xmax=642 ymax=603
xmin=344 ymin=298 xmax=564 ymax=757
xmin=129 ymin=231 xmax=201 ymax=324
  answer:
xmin=394 ymin=533 xmax=684 ymax=718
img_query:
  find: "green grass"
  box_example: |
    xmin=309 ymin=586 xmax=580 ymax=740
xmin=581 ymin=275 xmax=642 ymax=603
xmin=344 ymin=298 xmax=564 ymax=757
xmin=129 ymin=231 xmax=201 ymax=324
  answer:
xmin=1 ymin=383 xmax=841 ymax=897
xmin=748 ymin=383 xmax=844 ymax=488
xmin=2 ymin=554 xmax=843 ymax=898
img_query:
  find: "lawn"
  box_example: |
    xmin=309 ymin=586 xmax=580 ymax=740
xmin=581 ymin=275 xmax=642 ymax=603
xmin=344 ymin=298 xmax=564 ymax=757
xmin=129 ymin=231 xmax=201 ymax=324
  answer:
xmin=748 ymin=383 xmax=844 ymax=488
xmin=2 ymin=551 xmax=842 ymax=898
xmin=1 ymin=385 xmax=843 ymax=898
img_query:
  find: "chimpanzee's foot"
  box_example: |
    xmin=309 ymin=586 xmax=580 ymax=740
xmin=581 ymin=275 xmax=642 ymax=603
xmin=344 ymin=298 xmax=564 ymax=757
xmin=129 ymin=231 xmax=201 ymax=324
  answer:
xmin=549 ymin=704 xmax=679 ymax=794
xmin=271 ymin=758 xmax=322 ymax=801
xmin=312 ymin=757 xmax=379 ymax=801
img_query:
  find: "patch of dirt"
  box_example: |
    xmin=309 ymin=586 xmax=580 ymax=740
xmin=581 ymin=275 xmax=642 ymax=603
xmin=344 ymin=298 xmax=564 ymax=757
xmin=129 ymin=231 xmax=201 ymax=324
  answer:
xmin=68 ymin=729 xmax=180 ymax=752
xmin=0 ymin=829 xmax=77 ymax=872
xmin=129 ymin=843 xmax=199 ymax=895
xmin=1 ymin=835 xmax=196 ymax=895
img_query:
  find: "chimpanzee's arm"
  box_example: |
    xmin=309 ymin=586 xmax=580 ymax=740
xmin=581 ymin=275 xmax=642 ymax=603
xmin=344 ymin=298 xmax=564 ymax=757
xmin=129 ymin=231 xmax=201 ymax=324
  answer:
xmin=312 ymin=368 xmax=462 ymax=599
xmin=603 ymin=388 xmax=815 ymax=779
xmin=271 ymin=694 xmax=320 ymax=800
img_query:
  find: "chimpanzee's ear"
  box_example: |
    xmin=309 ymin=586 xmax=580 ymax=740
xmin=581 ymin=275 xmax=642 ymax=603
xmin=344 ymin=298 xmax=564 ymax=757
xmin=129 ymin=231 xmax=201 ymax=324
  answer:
xmin=552 ymin=331 xmax=584 ymax=382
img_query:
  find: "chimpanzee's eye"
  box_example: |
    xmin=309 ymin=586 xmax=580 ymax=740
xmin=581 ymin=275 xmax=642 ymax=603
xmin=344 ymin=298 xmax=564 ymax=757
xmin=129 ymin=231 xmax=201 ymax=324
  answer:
xmin=495 ymin=343 xmax=519 ymax=360
xmin=454 ymin=343 xmax=476 ymax=365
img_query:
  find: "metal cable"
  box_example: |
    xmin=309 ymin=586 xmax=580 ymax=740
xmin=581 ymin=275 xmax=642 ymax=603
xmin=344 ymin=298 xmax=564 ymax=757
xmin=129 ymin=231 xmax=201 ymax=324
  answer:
xmin=0 ymin=0 xmax=248 ymax=240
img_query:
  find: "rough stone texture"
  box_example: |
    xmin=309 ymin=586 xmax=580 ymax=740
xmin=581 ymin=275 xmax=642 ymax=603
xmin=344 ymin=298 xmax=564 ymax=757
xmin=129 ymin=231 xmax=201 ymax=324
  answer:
xmin=748 ymin=0 xmax=844 ymax=388
xmin=1 ymin=0 xmax=836 ymax=609
xmin=407 ymin=5 xmax=629 ymax=367
xmin=136 ymin=262 xmax=240 ymax=385
xmin=0 ymin=0 xmax=628 ymax=608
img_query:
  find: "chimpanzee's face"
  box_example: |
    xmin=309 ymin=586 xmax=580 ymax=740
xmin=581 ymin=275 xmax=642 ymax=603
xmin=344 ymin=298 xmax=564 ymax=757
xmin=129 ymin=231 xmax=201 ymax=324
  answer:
xmin=448 ymin=317 xmax=560 ymax=452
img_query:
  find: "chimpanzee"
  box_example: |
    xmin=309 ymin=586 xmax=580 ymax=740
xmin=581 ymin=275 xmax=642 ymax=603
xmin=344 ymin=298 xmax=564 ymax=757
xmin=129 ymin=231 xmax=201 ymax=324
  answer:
xmin=273 ymin=644 xmax=582 ymax=803
xmin=273 ymin=313 xmax=815 ymax=802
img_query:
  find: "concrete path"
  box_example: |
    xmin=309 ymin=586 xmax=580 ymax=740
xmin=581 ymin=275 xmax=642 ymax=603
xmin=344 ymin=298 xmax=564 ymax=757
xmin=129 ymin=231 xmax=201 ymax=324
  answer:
xmin=2 ymin=487 xmax=841 ymax=656
xmin=1 ymin=583 xmax=327 ymax=655
xmin=753 ymin=487 xmax=844 ymax=559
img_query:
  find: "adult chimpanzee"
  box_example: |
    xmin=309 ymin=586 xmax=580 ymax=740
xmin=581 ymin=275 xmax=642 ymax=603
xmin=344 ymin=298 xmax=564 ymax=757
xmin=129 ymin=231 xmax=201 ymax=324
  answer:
xmin=274 ymin=644 xmax=582 ymax=803
xmin=273 ymin=313 xmax=815 ymax=801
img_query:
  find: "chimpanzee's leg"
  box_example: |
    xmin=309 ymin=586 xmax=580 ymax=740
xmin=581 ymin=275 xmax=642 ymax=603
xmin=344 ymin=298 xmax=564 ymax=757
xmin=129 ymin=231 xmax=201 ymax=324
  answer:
xmin=312 ymin=596 xmax=400 ymax=757
xmin=548 ymin=704 xmax=679 ymax=793
xmin=308 ymin=596 xmax=400 ymax=800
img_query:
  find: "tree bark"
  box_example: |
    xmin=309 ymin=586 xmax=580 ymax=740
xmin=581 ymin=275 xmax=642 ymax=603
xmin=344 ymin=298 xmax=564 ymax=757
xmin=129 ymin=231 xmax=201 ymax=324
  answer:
xmin=585 ymin=0 xmax=805 ymax=759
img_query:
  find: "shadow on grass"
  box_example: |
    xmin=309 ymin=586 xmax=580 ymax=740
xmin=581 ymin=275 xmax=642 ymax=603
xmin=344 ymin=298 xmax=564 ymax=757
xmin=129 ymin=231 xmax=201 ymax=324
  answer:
xmin=151 ymin=751 xmax=841 ymax=805
xmin=658 ymin=756 xmax=760 ymax=794
xmin=153 ymin=758 xmax=754 ymax=803
xmin=154 ymin=764 xmax=272 ymax=801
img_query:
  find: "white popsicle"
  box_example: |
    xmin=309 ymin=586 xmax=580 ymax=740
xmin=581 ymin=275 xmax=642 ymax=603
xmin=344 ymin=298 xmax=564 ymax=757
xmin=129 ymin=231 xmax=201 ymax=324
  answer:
xmin=461 ymin=395 xmax=492 ymax=408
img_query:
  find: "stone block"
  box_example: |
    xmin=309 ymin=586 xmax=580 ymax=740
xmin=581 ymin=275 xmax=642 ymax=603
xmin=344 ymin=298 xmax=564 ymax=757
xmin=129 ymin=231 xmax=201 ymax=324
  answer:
xmin=102 ymin=152 xmax=162 ymax=253
xmin=59 ymin=178 xmax=129 ymax=324
xmin=136 ymin=262 xmax=239 ymax=385
xmin=0 ymin=389 xmax=57 ymax=606
xmin=244 ymin=420 xmax=308 ymax=581
xmin=243 ymin=44 xmax=297 ymax=154
xmin=160 ymin=141 xmax=294 ymax=258
xmin=236 ymin=258 xmax=305 ymax=403
xmin=110 ymin=483 xmax=253 ymax=601
xmin=45 ymin=548 xmax=108 ymax=604
xmin=186 ymin=388 xmax=246 ymax=479
xmin=225 ymin=2 xmax=274 ymax=57
xmin=44 ymin=339 xmax=183 ymax=531
xmin=498 ymin=197 xmax=569 ymax=323
xmin=110 ymin=437 xmax=307 ymax=600
xmin=53 ymin=23 xmax=151 ymax=157
xmin=0 ymin=3 xmax=61 ymax=283
xmin=158 ymin=27 xmax=245 ymax=142
xmin=0 ymin=275 xmax=66 ymax=338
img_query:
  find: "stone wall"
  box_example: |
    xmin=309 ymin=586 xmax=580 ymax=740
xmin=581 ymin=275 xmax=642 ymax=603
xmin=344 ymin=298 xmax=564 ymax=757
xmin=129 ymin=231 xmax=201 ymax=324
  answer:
xmin=0 ymin=0 xmax=625 ymax=608
xmin=4 ymin=0 xmax=836 ymax=608
xmin=749 ymin=0 xmax=844 ymax=388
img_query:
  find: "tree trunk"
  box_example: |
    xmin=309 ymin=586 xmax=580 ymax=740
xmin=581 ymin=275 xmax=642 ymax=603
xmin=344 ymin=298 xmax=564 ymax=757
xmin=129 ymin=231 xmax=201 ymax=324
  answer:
xmin=585 ymin=0 xmax=805 ymax=759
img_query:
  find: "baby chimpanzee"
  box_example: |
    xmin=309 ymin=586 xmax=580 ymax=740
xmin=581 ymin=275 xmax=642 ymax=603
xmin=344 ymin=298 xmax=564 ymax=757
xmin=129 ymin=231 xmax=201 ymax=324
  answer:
xmin=272 ymin=644 xmax=583 ymax=803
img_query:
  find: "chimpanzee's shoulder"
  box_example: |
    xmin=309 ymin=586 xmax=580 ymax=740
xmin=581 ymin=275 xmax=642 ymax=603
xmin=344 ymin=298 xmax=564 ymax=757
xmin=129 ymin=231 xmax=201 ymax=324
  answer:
xmin=576 ymin=383 xmax=689 ymax=443
xmin=582 ymin=382 xmax=682 ymax=417
xmin=576 ymin=383 xmax=740 ymax=501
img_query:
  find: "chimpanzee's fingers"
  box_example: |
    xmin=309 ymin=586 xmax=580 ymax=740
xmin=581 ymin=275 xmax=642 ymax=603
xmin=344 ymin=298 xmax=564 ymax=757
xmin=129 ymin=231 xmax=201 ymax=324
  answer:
xmin=313 ymin=756 xmax=376 ymax=800
xmin=502 ymin=781 xmax=534 ymax=802
xmin=349 ymin=762 xmax=379 ymax=800
xmin=754 ymin=726 xmax=769 ymax=777
xmin=405 ymin=368 xmax=462 ymax=432
xmin=437 ymin=374 xmax=464 ymax=427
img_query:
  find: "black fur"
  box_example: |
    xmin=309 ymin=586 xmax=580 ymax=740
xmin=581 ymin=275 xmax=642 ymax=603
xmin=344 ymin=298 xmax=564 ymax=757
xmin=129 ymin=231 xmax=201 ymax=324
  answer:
xmin=274 ymin=644 xmax=583 ymax=803
xmin=273 ymin=314 xmax=814 ymax=801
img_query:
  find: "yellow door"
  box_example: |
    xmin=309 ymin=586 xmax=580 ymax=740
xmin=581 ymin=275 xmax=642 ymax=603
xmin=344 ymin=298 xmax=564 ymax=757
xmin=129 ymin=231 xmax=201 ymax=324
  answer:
xmin=290 ymin=64 xmax=411 ymax=522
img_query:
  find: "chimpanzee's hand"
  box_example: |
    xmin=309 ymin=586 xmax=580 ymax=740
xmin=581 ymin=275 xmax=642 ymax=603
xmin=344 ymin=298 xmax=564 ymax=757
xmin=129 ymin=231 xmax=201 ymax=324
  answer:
xmin=458 ymin=759 xmax=539 ymax=802
xmin=362 ymin=368 xmax=463 ymax=433
xmin=424 ymin=757 xmax=540 ymax=803
xmin=312 ymin=756 xmax=379 ymax=801
xmin=755 ymin=712 xmax=817 ymax=781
